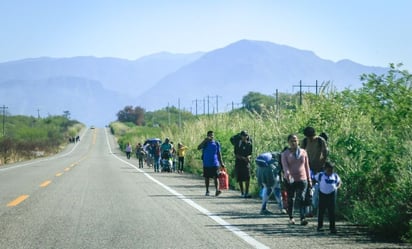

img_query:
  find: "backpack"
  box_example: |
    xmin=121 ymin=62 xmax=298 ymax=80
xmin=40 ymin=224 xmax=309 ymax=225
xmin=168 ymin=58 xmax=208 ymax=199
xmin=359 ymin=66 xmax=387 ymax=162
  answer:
xmin=230 ymin=133 xmax=252 ymax=147
xmin=319 ymin=132 xmax=328 ymax=143
xmin=302 ymin=134 xmax=327 ymax=149
xmin=255 ymin=152 xmax=282 ymax=176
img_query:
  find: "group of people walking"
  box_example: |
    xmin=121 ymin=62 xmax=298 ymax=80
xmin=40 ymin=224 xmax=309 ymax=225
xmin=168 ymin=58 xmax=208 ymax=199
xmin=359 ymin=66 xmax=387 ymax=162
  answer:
xmin=124 ymin=127 xmax=341 ymax=234
xmin=198 ymin=127 xmax=341 ymax=234
xmin=125 ymin=139 xmax=188 ymax=173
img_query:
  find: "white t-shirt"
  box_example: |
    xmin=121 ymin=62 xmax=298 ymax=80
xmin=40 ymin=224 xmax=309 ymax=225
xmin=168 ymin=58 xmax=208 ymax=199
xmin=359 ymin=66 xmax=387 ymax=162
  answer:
xmin=315 ymin=172 xmax=341 ymax=194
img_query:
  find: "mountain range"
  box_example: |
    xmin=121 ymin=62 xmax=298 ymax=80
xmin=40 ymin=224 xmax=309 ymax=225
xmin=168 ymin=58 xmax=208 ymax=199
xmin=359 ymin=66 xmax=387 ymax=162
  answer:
xmin=0 ymin=39 xmax=388 ymax=126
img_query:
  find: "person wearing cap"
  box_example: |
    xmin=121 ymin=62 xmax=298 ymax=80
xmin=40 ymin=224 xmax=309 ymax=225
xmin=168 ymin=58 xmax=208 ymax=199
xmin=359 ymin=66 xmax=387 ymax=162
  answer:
xmin=234 ymin=130 xmax=253 ymax=198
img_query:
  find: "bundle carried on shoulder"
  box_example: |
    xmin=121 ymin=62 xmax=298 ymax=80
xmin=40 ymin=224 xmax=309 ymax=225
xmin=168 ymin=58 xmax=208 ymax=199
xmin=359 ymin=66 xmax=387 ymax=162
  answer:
xmin=230 ymin=130 xmax=252 ymax=147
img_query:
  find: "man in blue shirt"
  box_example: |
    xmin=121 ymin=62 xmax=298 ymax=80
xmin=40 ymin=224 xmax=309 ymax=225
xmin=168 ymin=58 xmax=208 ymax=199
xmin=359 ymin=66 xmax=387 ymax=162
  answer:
xmin=198 ymin=130 xmax=225 ymax=196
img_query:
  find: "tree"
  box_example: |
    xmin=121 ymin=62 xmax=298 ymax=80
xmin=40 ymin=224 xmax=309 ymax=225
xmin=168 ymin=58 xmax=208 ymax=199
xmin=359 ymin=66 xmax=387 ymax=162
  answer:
xmin=242 ymin=92 xmax=276 ymax=114
xmin=116 ymin=106 xmax=145 ymax=125
xmin=356 ymin=63 xmax=412 ymax=135
xmin=134 ymin=106 xmax=145 ymax=126
xmin=63 ymin=110 xmax=71 ymax=119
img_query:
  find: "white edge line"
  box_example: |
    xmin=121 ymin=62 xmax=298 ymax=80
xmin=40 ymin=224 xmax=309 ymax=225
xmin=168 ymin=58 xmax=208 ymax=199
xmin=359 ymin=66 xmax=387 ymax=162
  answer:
xmin=104 ymin=128 xmax=270 ymax=249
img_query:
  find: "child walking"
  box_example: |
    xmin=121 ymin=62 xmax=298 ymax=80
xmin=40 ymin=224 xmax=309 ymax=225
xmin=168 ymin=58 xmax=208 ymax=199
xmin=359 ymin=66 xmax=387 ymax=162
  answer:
xmin=315 ymin=162 xmax=341 ymax=234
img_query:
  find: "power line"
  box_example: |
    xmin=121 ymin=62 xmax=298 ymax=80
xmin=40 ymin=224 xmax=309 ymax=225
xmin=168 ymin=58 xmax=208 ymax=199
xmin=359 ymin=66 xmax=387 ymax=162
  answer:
xmin=292 ymin=80 xmax=319 ymax=105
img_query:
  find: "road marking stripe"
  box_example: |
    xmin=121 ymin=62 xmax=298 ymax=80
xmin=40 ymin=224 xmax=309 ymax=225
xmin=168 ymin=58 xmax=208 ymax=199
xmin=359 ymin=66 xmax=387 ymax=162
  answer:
xmin=105 ymin=129 xmax=270 ymax=249
xmin=40 ymin=180 xmax=52 ymax=187
xmin=56 ymin=172 xmax=63 ymax=177
xmin=64 ymin=167 xmax=70 ymax=172
xmin=7 ymin=195 xmax=29 ymax=207
xmin=0 ymin=129 xmax=88 ymax=172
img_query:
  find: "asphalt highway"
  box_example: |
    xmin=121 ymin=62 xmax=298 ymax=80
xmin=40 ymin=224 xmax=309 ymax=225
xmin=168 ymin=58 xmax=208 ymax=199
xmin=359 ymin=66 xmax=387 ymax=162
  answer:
xmin=0 ymin=128 xmax=408 ymax=249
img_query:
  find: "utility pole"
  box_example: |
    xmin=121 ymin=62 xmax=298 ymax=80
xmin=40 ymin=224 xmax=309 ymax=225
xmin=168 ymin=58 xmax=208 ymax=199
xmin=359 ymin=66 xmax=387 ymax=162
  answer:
xmin=192 ymin=99 xmax=201 ymax=116
xmin=275 ymin=89 xmax=280 ymax=119
xmin=203 ymin=98 xmax=206 ymax=115
xmin=292 ymin=80 xmax=320 ymax=105
xmin=1 ymin=105 xmax=8 ymax=136
xmin=167 ymin=103 xmax=170 ymax=125
xmin=229 ymin=102 xmax=242 ymax=111
xmin=210 ymin=95 xmax=222 ymax=113
xmin=178 ymin=98 xmax=181 ymax=128
xmin=207 ymin=96 xmax=210 ymax=115
xmin=37 ymin=108 xmax=40 ymax=119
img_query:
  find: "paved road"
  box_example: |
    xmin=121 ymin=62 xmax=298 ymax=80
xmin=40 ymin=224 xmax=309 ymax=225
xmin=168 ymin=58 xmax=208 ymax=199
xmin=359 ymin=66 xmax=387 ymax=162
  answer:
xmin=0 ymin=128 xmax=409 ymax=249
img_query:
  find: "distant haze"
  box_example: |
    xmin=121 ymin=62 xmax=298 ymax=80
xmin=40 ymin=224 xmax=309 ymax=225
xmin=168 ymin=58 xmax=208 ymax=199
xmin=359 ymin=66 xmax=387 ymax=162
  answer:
xmin=0 ymin=40 xmax=388 ymax=126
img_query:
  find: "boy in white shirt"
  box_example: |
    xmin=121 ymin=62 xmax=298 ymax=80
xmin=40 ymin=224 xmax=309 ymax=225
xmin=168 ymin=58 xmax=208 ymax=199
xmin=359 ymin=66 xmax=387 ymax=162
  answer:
xmin=315 ymin=162 xmax=341 ymax=234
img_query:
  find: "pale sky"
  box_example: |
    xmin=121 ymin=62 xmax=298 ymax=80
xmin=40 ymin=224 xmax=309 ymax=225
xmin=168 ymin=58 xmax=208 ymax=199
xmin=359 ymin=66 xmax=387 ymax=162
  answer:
xmin=1 ymin=0 xmax=411 ymax=70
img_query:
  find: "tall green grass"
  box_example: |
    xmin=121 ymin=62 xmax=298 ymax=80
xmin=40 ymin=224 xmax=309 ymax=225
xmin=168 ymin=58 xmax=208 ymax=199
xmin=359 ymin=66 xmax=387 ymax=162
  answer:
xmin=110 ymin=66 xmax=412 ymax=242
xmin=111 ymin=91 xmax=412 ymax=243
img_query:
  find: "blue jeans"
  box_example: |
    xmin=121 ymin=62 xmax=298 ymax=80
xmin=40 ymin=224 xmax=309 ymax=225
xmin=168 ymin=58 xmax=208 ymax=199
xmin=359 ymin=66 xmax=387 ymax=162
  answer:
xmin=154 ymin=157 xmax=160 ymax=172
xmin=261 ymin=185 xmax=284 ymax=210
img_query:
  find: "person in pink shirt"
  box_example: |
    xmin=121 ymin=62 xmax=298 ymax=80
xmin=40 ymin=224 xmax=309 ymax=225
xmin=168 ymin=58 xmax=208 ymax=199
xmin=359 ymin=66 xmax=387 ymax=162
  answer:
xmin=281 ymin=134 xmax=312 ymax=225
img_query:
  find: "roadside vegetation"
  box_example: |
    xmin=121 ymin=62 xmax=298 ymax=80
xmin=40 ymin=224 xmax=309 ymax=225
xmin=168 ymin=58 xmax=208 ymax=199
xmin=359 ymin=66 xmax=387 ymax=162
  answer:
xmin=0 ymin=115 xmax=83 ymax=165
xmin=110 ymin=64 xmax=412 ymax=243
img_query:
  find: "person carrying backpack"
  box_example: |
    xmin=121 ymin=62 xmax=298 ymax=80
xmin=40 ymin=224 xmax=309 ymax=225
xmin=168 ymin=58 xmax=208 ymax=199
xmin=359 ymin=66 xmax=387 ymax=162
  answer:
xmin=302 ymin=126 xmax=329 ymax=216
xmin=135 ymin=143 xmax=146 ymax=168
xmin=256 ymin=152 xmax=287 ymax=215
xmin=301 ymin=127 xmax=328 ymax=174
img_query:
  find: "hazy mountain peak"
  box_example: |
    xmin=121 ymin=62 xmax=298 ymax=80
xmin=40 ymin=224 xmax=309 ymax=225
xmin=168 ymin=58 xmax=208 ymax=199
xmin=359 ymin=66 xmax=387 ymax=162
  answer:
xmin=0 ymin=39 xmax=388 ymax=125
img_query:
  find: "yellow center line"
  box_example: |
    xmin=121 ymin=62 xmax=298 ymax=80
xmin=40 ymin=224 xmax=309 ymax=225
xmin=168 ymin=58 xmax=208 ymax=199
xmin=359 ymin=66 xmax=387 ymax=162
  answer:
xmin=40 ymin=180 xmax=52 ymax=187
xmin=7 ymin=195 xmax=29 ymax=207
xmin=6 ymin=138 xmax=95 ymax=208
